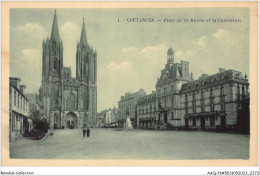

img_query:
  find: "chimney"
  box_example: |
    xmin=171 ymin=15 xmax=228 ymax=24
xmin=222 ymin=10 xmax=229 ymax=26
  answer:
xmin=199 ymin=74 xmax=209 ymax=79
xmin=219 ymin=68 xmax=226 ymax=73
xmin=20 ymin=85 xmax=26 ymax=94
xmin=9 ymin=77 xmax=21 ymax=88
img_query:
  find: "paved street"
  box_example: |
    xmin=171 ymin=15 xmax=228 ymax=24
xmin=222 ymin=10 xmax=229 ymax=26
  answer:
xmin=10 ymin=128 xmax=249 ymax=159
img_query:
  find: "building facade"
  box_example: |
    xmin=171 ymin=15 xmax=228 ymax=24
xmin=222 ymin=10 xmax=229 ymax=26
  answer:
xmin=117 ymin=89 xmax=146 ymax=127
xmin=96 ymin=112 xmax=105 ymax=127
xmin=9 ymin=77 xmax=30 ymax=142
xmin=155 ymin=48 xmax=192 ymax=129
xmin=40 ymin=11 xmax=97 ymax=129
xmin=180 ymin=69 xmax=249 ymax=130
xmin=136 ymin=92 xmax=156 ymax=128
xmin=136 ymin=47 xmax=249 ymax=131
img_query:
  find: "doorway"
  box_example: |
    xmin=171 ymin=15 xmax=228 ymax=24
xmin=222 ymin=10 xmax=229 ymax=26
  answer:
xmin=200 ymin=117 xmax=205 ymax=130
xmin=164 ymin=112 xmax=167 ymax=124
xmin=65 ymin=112 xmax=77 ymax=129
xmin=221 ymin=116 xmax=226 ymax=130
xmin=185 ymin=118 xmax=189 ymax=129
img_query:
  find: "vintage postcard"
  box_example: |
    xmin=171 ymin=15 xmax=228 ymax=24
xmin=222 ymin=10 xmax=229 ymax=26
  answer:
xmin=1 ymin=1 xmax=258 ymax=167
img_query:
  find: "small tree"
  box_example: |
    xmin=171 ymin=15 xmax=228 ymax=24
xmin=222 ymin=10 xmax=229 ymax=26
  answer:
xmin=29 ymin=103 xmax=48 ymax=133
xmin=29 ymin=104 xmax=44 ymax=121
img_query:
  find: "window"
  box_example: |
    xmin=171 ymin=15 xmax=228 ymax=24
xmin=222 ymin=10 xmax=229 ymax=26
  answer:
xmin=164 ymin=88 xmax=167 ymax=94
xmin=18 ymin=94 xmax=20 ymax=108
xmin=242 ymin=86 xmax=245 ymax=100
xmin=192 ymin=93 xmax=196 ymax=100
xmin=210 ymin=89 xmax=213 ymax=97
xmin=14 ymin=90 xmax=16 ymax=106
xmin=237 ymin=85 xmax=240 ymax=94
xmin=220 ymin=87 xmax=224 ymax=95
xmin=164 ymin=98 xmax=167 ymax=108
xmin=171 ymin=97 xmax=174 ymax=108
xmin=84 ymin=64 xmax=86 ymax=74
xmin=54 ymin=59 xmax=57 ymax=70
xmin=201 ymin=90 xmax=204 ymax=99
xmin=54 ymin=114 xmax=57 ymax=122
xmin=237 ymin=85 xmax=240 ymax=101
xmin=242 ymin=86 xmax=245 ymax=95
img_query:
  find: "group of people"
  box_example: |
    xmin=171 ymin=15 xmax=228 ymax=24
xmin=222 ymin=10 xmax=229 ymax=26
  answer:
xmin=82 ymin=127 xmax=90 ymax=138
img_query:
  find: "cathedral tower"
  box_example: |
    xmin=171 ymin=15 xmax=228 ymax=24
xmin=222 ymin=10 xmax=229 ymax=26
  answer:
xmin=76 ymin=17 xmax=97 ymax=127
xmin=41 ymin=11 xmax=64 ymax=128
xmin=41 ymin=11 xmax=97 ymax=129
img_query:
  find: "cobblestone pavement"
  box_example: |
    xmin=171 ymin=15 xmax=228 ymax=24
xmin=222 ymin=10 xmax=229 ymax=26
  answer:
xmin=10 ymin=128 xmax=249 ymax=159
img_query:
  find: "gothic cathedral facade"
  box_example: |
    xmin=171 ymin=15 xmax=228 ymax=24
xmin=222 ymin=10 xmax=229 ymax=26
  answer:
xmin=40 ymin=11 xmax=97 ymax=129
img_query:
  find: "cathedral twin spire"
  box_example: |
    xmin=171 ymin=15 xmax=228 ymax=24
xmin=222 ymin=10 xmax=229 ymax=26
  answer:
xmin=80 ymin=17 xmax=88 ymax=47
xmin=49 ymin=10 xmax=88 ymax=47
xmin=50 ymin=10 xmax=60 ymax=43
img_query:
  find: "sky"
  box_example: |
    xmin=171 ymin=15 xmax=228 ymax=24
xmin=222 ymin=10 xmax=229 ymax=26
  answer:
xmin=10 ymin=8 xmax=249 ymax=112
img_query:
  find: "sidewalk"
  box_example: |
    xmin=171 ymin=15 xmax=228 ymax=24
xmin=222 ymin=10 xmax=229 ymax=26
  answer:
xmin=10 ymin=136 xmax=40 ymax=147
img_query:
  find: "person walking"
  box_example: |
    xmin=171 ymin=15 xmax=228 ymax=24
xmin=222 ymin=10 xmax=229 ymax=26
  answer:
xmin=82 ymin=127 xmax=86 ymax=137
xmin=87 ymin=128 xmax=90 ymax=137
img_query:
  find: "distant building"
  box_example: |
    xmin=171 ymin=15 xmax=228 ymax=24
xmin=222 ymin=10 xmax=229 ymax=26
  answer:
xmin=9 ymin=77 xmax=29 ymax=142
xmin=104 ymin=107 xmax=118 ymax=127
xmin=105 ymin=109 xmax=112 ymax=124
xmin=96 ymin=112 xmax=105 ymax=127
xmin=118 ymin=89 xmax=146 ymax=127
xmin=136 ymin=91 xmax=156 ymax=128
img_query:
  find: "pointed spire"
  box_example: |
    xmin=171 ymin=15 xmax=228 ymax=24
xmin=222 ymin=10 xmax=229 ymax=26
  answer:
xmin=50 ymin=10 xmax=60 ymax=42
xmin=80 ymin=17 xmax=88 ymax=47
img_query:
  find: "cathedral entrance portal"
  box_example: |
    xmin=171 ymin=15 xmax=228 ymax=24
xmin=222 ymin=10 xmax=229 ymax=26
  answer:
xmin=65 ymin=112 xmax=77 ymax=129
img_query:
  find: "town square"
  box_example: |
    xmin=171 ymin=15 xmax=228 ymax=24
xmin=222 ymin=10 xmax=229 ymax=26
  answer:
xmin=11 ymin=128 xmax=249 ymax=159
xmin=8 ymin=7 xmax=250 ymax=161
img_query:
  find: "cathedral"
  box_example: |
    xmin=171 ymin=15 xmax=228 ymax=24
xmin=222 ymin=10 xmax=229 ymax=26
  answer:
xmin=39 ymin=11 xmax=97 ymax=129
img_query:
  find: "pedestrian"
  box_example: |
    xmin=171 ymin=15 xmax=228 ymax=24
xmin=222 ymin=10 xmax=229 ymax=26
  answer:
xmin=82 ymin=127 xmax=86 ymax=137
xmin=87 ymin=128 xmax=90 ymax=137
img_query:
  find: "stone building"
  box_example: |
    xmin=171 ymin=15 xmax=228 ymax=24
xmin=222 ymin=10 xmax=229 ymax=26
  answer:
xmin=136 ymin=47 xmax=249 ymax=131
xmin=152 ymin=47 xmax=249 ymax=130
xmin=155 ymin=48 xmax=192 ymax=129
xmin=40 ymin=11 xmax=97 ymax=129
xmin=96 ymin=112 xmax=104 ymax=127
xmin=117 ymin=89 xmax=146 ymax=127
xmin=9 ymin=77 xmax=29 ymax=142
xmin=180 ymin=69 xmax=249 ymax=130
xmin=136 ymin=91 xmax=156 ymax=128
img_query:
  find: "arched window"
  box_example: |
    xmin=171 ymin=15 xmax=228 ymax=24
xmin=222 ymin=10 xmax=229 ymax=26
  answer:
xmin=67 ymin=92 xmax=77 ymax=110
xmin=54 ymin=58 xmax=57 ymax=70
xmin=84 ymin=64 xmax=87 ymax=74
xmin=54 ymin=114 xmax=57 ymax=122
